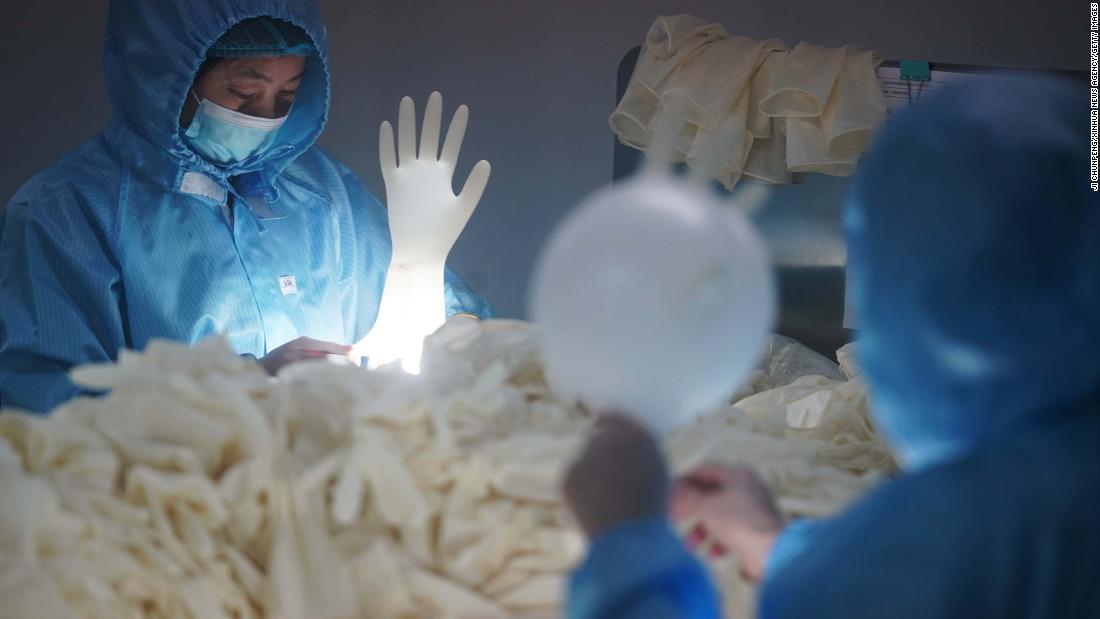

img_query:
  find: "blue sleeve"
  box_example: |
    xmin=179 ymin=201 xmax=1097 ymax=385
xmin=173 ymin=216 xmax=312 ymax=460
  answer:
xmin=444 ymin=268 xmax=494 ymax=319
xmin=568 ymin=518 xmax=721 ymax=619
xmin=0 ymin=184 xmax=124 ymax=413
xmin=758 ymin=421 xmax=1100 ymax=619
xmin=761 ymin=518 xmax=821 ymax=582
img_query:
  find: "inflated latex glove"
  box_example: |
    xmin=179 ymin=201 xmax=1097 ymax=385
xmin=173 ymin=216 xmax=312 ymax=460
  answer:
xmin=353 ymin=92 xmax=491 ymax=373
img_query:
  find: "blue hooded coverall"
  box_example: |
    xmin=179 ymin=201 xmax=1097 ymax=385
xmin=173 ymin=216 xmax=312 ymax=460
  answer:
xmin=0 ymin=0 xmax=492 ymax=413
xmin=569 ymin=77 xmax=1100 ymax=619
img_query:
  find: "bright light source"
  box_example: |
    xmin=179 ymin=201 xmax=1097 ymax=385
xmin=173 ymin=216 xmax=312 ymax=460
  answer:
xmin=351 ymin=264 xmax=446 ymax=376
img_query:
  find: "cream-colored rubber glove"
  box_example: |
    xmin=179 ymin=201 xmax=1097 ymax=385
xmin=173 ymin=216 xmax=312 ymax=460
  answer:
xmin=352 ymin=92 xmax=491 ymax=373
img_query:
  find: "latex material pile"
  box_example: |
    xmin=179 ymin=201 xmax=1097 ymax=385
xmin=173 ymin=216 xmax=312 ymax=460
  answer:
xmin=610 ymin=15 xmax=887 ymax=187
xmin=0 ymin=320 xmax=893 ymax=619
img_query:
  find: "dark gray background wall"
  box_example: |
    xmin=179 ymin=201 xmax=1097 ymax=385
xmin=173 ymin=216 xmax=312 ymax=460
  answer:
xmin=1 ymin=1 xmax=1083 ymax=318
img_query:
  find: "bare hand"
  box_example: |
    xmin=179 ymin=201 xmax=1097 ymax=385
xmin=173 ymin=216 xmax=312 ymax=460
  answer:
xmin=563 ymin=414 xmax=669 ymax=540
xmin=260 ymin=337 xmax=353 ymax=376
xmin=670 ymin=464 xmax=783 ymax=582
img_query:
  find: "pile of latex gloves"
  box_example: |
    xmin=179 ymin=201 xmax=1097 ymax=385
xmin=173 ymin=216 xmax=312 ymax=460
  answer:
xmin=724 ymin=336 xmax=890 ymax=495
xmin=672 ymin=337 xmax=892 ymax=617
xmin=611 ymin=14 xmax=887 ymax=188
xmin=0 ymin=320 xmax=893 ymax=619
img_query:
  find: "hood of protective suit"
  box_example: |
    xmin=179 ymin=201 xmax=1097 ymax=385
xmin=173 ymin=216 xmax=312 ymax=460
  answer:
xmin=102 ymin=0 xmax=329 ymax=187
xmin=846 ymin=77 xmax=1098 ymax=470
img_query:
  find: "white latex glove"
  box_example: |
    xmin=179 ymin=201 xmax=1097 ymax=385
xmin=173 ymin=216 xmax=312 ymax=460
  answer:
xmin=352 ymin=92 xmax=491 ymax=373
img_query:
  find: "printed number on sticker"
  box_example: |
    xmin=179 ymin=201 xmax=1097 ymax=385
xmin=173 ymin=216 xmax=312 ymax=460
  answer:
xmin=279 ymin=275 xmax=298 ymax=295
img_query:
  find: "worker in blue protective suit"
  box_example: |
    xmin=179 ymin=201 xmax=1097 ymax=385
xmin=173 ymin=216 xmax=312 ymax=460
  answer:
xmin=563 ymin=76 xmax=1099 ymax=619
xmin=0 ymin=1 xmax=492 ymax=413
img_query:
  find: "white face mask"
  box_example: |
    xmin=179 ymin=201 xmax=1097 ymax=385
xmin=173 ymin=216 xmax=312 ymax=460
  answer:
xmin=184 ymin=91 xmax=289 ymax=166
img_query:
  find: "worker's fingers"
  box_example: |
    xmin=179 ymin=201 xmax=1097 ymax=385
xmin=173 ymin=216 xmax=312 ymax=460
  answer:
xmin=347 ymin=347 xmax=367 ymax=367
xmin=708 ymin=541 xmax=729 ymax=559
xmin=439 ymin=105 xmax=469 ymax=168
xmin=290 ymin=336 xmax=324 ymax=349
xmin=398 ymin=96 xmax=417 ymax=165
xmin=686 ymin=523 xmax=708 ymax=549
xmin=680 ymin=462 xmax=739 ymax=490
xmin=456 ymin=160 xmax=491 ymax=216
xmin=293 ymin=337 xmax=354 ymax=355
xmin=669 ymin=478 xmax=703 ymax=521
xmin=419 ymin=91 xmax=443 ymax=160
xmin=379 ymin=121 xmax=397 ymax=180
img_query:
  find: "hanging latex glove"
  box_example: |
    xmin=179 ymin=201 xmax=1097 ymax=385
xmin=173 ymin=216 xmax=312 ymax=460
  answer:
xmin=352 ymin=92 xmax=491 ymax=373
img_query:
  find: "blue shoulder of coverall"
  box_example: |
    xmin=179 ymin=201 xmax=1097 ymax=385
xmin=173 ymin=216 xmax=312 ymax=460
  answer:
xmin=0 ymin=140 xmax=125 ymax=413
xmin=757 ymin=412 xmax=1100 ymax=619
xmin=568 ymin=517 xmax=721 ymax=619
xmin=311 ymin=146 xmax=496 ymax=328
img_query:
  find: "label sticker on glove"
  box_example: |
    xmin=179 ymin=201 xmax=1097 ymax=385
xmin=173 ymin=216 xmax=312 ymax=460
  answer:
xmin=279 ymin=275 xmax=298 ymax=295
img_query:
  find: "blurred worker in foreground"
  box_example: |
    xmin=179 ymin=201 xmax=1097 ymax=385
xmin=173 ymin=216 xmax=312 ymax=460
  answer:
xmin=564 ymin=76 xmax=1099 ymax=619
xmin=0 ymin=0 xmax=491 ymax=413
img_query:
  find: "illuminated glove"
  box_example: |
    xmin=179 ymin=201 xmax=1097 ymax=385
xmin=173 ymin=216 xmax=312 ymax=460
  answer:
xmin=352 ymin=92 xmax=491 ymax=373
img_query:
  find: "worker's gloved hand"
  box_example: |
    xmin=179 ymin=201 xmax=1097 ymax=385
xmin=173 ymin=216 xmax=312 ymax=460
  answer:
xmin=352 ymin=92 xmax=490 ymax=373
xmin=260 ymin=337 xmax=353 ymax=376
xmin=670 ymin=464 xmax=784 ymax=582
xmin=564 ymin=414 xmax=669 ymax=540
xmin=380 ymin=91 xmax=491 ymax=267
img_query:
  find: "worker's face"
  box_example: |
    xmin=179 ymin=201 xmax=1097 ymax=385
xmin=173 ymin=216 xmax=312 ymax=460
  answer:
xmin=180 ymin=55 xmax=306 ymax=126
